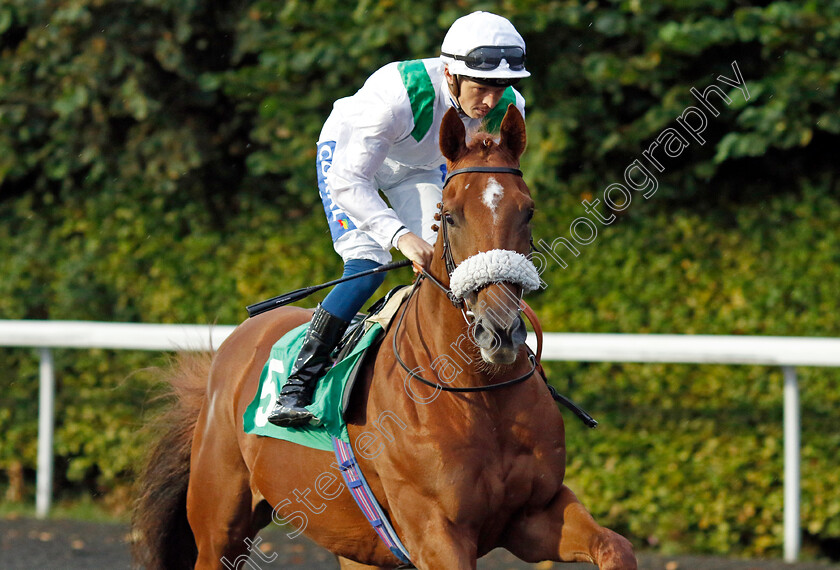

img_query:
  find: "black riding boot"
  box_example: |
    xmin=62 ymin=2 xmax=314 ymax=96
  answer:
xmin=267 ymin=305 xmax=349 ymax=428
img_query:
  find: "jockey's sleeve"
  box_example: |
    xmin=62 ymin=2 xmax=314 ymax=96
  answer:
xmin=328 ymin=92 xmax=411 ymax=251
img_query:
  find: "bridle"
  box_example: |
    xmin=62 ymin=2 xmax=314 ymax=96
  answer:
xmin=441 ymin=166 xmax=523 ymax=280
xmin=435 ymin=165 xmax=525 ymax=310
xmin=392 ymin=277 xmax=537 ymax=394
xmin=392 ymin=165 xmax=537 ymax=394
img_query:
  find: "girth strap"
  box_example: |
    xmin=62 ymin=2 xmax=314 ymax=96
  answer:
xmin=332 ymin=437 xmax=413 ymax=566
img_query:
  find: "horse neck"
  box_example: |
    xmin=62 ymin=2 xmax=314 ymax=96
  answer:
xmin=417 ymin=258 xmax=467 ymax=347
xmin=399 ymin=257 xmax=487 ymax=389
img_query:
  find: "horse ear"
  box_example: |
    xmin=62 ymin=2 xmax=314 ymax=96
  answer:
xmin=440 ymin=107 xmax=467 ymax=162
xmin=499 ymin=104 xmax=526 ymax=161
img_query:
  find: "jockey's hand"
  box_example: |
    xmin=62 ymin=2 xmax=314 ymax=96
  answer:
xmin=396 ymin=232 xmax=434 ymax=273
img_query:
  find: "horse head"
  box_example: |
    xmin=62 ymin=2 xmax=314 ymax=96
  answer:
xmin=437 ymin=105 xmax=540 ymax=366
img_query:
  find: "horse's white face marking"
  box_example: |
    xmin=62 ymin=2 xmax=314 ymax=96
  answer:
xmin=482 ymin=177 xmax=504 ymax=222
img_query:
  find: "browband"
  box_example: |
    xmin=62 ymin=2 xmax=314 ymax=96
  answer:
xmin=443 ymin=166 xmax=523 ymax=187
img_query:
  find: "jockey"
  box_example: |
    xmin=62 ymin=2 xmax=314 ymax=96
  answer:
xmin=268 ymin=11 xmax=530 ymax=427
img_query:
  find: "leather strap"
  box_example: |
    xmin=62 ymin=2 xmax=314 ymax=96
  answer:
xmin=519 ymin=300 xmax=598 ymax=428
xmin=443 ymin=166 xmax=522 ymax=187
xmin=520 ymin=300 xmax=542 ymax=364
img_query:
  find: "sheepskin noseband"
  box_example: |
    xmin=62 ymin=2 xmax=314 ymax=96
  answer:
xmin=448 ymin=249 xmax=541 ymax=300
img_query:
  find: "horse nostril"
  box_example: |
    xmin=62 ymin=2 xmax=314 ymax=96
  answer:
xmin=472 ymin=321 xmax=485 ymax=338
xmin=470 ymin=320 xmax=495 ymax=350
xmin=510 ymin=315 xmax=527 ymax=345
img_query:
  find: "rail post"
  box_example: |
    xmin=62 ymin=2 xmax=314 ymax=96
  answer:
xmin=783 ymin=365 xmax=801 ymax=562
xmin=36 ymin=347 xmax=55 ymax=519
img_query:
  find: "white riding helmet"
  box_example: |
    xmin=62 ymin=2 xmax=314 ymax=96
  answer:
xmin=440 ymin=11 xmax=530 ymax=85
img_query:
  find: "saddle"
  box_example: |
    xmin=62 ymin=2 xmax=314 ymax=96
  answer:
xmin=242 ymin=286 xmax=412 ymax=451
xmin=333 ymin=285 xmax=411 ymax=415
xmin=334 ymin=285 xmax=408 ymax=363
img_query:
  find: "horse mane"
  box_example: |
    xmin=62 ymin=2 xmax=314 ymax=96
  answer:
xmin=462 ymin=130 xmax=518 ymax=164
xmin=468 ymin=131 xmax=494 ymax=146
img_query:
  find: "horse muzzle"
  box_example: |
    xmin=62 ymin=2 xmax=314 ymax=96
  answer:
xmin=448 ymin=248 xmax=539 ymax=364
xmin=471 ymin=310 xmax=528 ymax=365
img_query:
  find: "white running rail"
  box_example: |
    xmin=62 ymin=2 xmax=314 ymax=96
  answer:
xmin=2 ymin=319 xmax=840 ymax=562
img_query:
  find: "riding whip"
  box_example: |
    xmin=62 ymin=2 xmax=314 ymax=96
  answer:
xmin=246 ymin=259 xmax=412 ymax=318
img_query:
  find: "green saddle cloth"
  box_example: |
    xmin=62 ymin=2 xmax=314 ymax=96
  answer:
xmin=243 ymin=320 xmax=384 ymax=451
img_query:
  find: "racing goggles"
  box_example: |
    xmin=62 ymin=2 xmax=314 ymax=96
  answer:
xmin=442 ymin=45 xmax=526 ymax=71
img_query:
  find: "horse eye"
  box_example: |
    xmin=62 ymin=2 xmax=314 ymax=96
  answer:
xmin=526 ymin=208 xmax=534 ymax=222
xmin=443 ymin=212 xmax=455 ymax=225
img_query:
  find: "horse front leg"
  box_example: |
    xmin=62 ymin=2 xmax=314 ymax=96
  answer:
xmin=389 ymin=502 xmax=478 ymax=570
xmin=503 ymin=484 xmax=637 ymax=569
xmin=402 ymin=524 xmax=477 ymax=570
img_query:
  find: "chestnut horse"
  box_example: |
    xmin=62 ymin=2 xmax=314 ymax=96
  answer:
xmin=133 ymin=106 xmax=636 ymax=569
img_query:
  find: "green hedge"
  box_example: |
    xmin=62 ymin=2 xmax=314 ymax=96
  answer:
xmin=3 ymin=187 xmax=838 ymax=556
xmin=530 ymin=185 xmax=840 ymax=557
xmin=2 ymin=0 xmax=839 ymax=560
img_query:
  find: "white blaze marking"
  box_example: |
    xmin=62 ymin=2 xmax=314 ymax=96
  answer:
xmin=482 ymin=177 xmax=504 ymax=222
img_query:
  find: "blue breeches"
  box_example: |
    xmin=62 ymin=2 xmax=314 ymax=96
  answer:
xmin=320 ymin=259 xmax=385 ymax=322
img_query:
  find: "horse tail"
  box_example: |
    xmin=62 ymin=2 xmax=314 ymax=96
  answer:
xmin=132 ymin=352 xmax=212 ymax=570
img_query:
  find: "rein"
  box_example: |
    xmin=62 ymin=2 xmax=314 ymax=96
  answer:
xmin=392 ymin=275 xmax=537 ymax=393
xmin=388 ymin=164 xmax=598 ymax=426
xmin=393 ymin=269 xmax=598 ymax=426
xmin=392 ymin=164 xmax=537 ymax=394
